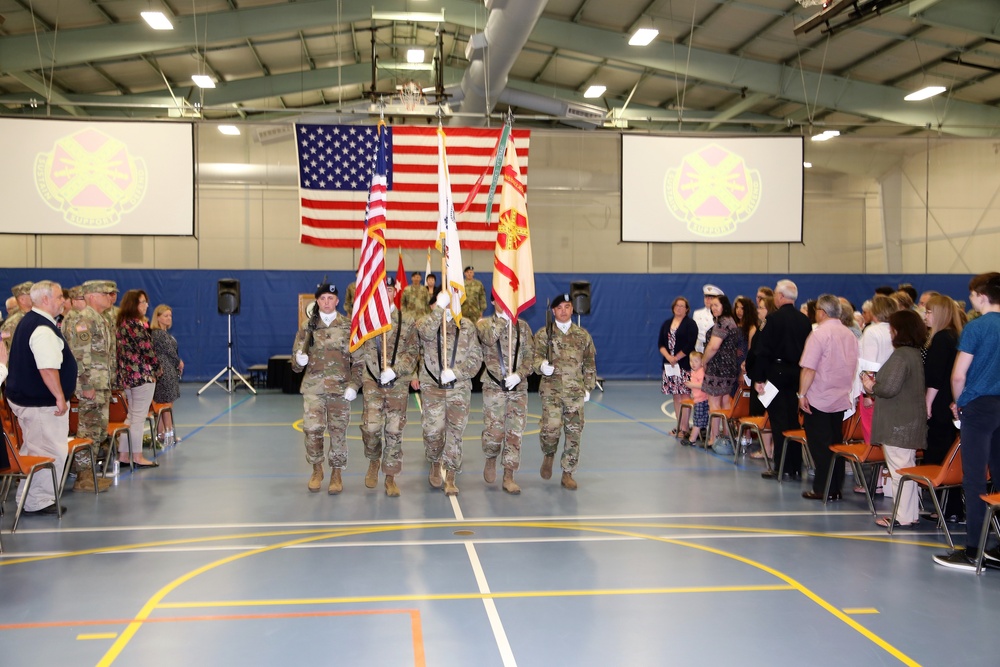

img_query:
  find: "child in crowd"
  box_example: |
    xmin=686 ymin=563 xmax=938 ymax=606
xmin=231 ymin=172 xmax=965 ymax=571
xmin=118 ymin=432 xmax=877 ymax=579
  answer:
xmin=682 ymin=352 xmax=709 ymax=446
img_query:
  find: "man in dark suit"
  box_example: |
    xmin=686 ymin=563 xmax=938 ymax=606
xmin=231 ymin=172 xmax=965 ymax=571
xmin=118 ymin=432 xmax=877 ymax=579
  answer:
xmin=750 ymin=279 xmax=813 ymax=480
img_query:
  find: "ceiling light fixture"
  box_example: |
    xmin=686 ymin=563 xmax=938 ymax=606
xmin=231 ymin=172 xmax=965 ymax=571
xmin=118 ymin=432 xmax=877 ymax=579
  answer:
xmin=218 ymin=125 xmax=241 ymax=136
xmin=811 ymin=130 xmax=840 ymax=142
xmin=584 ymin=85 xmax=606 ymax=99
xmin=406 ymin=49 xmax=425 ymax=64
xmin=141 ymin=11 xmax=173 ymax=30
xmin=192 ymin=75 xmax=216 ymax=89
xmin=803 ymin=162 xmax=813 ymax=168
xmin=628 ymin=28 xmax=659 ymax=46
xmin=904 ymin=85 xmax=946 ymax=101
xmin=371 ymin=11 xmax=445 ymax=22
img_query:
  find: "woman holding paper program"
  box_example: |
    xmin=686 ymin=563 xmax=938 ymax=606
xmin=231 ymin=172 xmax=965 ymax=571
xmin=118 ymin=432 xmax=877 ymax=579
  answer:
xmin=658 ymin=296 xmax=698 ymax=439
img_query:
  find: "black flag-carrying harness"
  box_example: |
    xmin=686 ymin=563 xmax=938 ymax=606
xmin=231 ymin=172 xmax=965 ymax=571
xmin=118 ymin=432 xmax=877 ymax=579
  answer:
xmin=424 ymin=320 xmax=460 ymax=389
xmin=366 ymin=309 xmax=404 ymax=388
xmin=485 ymin=320 xmax=522 ymax=392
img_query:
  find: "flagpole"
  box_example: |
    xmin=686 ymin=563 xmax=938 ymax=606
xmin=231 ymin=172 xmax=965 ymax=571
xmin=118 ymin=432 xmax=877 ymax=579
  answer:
xmin=507 ymin=318 xmax=513 ymax=379
xmin=441 ymin=251 xmax=448 ymax=370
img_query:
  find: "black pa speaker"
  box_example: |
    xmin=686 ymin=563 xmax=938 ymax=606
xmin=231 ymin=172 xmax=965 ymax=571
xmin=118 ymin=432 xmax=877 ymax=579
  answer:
xmin=570 ymin=280 xmax=591 ymax=316
xmin=217 ymin=278 xmax=241 ymax=315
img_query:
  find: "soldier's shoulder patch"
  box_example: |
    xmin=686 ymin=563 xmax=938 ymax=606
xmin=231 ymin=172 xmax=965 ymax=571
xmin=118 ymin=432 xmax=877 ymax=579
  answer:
xmin=75 ymin=323 xmax=89 ymax=333
xmin=78 ymin=331 xmax=91 ymax=343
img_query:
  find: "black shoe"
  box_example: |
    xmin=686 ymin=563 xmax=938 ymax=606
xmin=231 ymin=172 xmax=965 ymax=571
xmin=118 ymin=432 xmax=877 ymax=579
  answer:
xmin=933 ymin=549 xmax=977 ymax=572
xmin=23 ymin=504 xmax=65 ymax=516
xmin=828 ymin=492 xmax=842 ymax=502
xmin=761 ymin=470 xmax=779 ymax=479
xmin=802 ymin=490 xmax=825 ymax=500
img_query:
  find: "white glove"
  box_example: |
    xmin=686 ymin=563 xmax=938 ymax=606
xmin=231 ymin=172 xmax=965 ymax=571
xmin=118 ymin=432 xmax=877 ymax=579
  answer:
xmin=435 ymin=290 xmax=450 ymax=309
xmin=444 ymin=309 xmax=453 ymax=322
xmin=380 ymin=367 xmax=397 ymax=384
xmin=344 ymin=387 xmax=358 ymax=401
xmin=540 ymin=360 xmax=555 ymax=376
xmin=504 ymin=373 xmax=521 ymax=390
xmin=295 ymin=352 xmax=309 ymax=367
xmin=440 ymin=368 xmax=457 ymax=384
xmin=584 ymin=390 xmax=591 ymax=402
xmin=497 ymin=310 xmax=510 ymax=321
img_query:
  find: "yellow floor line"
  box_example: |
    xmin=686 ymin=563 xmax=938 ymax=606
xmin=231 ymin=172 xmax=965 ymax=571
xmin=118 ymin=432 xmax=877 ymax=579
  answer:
xmin=843 ymin=608 xmax=880 ymax=615
xmin=78 ymin=633 xmax=118 ymax=640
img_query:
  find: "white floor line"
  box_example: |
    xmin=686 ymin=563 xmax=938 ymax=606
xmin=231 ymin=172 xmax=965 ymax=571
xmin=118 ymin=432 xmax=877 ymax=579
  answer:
xmin=3 ymin=529 xmax=942 ymax=559
xmin=464 ymin=540 xmax=517 ymax=667
xmin=8 ymin=509 xmax=877 ymax=536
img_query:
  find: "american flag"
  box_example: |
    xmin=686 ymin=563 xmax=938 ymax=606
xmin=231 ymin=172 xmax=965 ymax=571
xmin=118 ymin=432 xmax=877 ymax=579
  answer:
xmin=295 ymin=124 xmax=530 ymax=250
xmin=348 ymin=122 xmax=392 ymax=352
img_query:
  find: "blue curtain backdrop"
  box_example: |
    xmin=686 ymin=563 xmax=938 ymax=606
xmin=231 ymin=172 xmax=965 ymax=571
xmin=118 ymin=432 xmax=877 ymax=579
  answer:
xmin=0 ymin=269 xmax=972 ymax=381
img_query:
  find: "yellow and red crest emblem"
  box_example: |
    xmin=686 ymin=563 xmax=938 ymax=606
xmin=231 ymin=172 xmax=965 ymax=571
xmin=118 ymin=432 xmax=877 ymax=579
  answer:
xmin=35 ymin=128 xmax=147 ymax=229
xmin=496 ymin=207 xmax=528 ymax=251
xmin=664 ymin=143 xmax=762 ymax=238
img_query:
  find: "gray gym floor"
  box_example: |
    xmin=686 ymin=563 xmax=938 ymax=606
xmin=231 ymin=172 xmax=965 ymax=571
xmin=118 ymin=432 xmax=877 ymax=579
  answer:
xmin=1 ymin=381 xmax=996 ymax=666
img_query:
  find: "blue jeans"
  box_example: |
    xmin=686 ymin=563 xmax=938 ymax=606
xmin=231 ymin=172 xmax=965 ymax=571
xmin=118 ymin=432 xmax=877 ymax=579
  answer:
xmin=959 ymin=395 xmax=1000 ymax=552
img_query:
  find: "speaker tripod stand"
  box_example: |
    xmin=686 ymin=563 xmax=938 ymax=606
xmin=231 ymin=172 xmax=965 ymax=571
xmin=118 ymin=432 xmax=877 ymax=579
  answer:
xmin=198 ymin=313 xmax=256 ymax=395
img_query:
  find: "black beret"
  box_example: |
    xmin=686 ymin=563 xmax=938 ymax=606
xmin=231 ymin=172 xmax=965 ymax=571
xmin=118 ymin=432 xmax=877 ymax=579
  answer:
xmin=385 ymin=276 xmax=397 ymax=287
xmin=464 ymin=266 xmax=474 ymax=272
xmin=551 ymin=293 xmax=571 ymax=308
xmin=315 ymin=282 xmax=338 ymax=298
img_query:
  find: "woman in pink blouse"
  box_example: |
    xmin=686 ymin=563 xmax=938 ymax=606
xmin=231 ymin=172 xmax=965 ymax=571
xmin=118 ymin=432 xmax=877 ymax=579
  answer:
xmin=116 ymin=289 xmax=159 ymax=468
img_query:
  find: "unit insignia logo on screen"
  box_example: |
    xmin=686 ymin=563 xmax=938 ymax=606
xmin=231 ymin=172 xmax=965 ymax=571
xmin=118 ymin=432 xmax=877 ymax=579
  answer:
xmin=34 ymin=128 xmax=148 ymax=229
xmin=663 ymin=143 xmax=762 ymax=238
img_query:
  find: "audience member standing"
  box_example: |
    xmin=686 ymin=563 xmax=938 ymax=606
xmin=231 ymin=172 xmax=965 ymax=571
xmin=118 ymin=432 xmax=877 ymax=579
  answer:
xmin=934 ymin=273 xmax=1000 ymax=571
xmin=150 ymin=304 xmax=184 ymax=446
xmin=5 ymin=281 xmax=76 ymax=515
xmin=857 ymin=295 xmax=900 ymax=441
xmin=753 ymin=280 xmax=812 ymax=481
xmin=692 ymin=284 xmax=723 ymax=352
xmin=115 ymin=290 xmax=159 ymax=468
xmin=863 ymin=310 xmax=927 ymax=527
xmin=799 ymin=295 xmax=860 ymax=501
xmin=922 ymin=294 xmax=964 ymax=521
xmin=658 ymin=296 xmax=698 ymax=437
xmin=462 ymin=267 xmax=487 ymax=322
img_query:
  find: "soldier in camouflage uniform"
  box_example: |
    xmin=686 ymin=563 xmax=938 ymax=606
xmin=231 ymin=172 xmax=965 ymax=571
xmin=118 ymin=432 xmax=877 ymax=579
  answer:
xmin=462 ymin=267 xmax=487 ymax=322
xmin=1 ymin=281 xmax=34 ymax=350
xmin=416 ymin=290 xmax=484 ymax=495
xmin=477 ymin=293 xmax=534 ymax=494
xmin=103 ymin=284 xmax=120 ymax=329
xmin=343 ymin=281 xmax=357 ymax=316
xmin=533 ymin=293 xmax=597 ymax=490
xmin=60 ymin=286 xmax=86 ymax=336
xmin=348 ymin=276 xmax=419 ymax=497
xmin=400 ymin=272 xmax=431 ymax=320
xmin=292 ymin=282 xmax=361 ymax=495
xmin=63 ymin=280 xmax=118 ymax=492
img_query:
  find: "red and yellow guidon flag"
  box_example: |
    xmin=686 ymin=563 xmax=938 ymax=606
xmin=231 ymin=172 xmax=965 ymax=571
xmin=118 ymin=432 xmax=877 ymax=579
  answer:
xmin=492 ymin=139 xmax=535 ymax=321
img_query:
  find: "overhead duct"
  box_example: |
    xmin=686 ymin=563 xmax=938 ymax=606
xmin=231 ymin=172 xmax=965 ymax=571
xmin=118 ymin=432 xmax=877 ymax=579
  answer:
xmin=454 ymin=0 xmax=548 ymax=125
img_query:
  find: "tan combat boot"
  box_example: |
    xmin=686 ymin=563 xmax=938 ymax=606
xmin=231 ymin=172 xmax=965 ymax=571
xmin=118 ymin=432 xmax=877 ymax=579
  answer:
xmin=443 ymin=470 xmax=459 ymax=496
xmin=365 ymin=459 xmax=380 ymax=489
xmin=308 ymin=463 xmax=324 ymax=492
xmin=428 ymin=461 xmax=443 ymax=489
xmin=483 ymin=457 xmax=497 ymax=483
xmin=385 ymin=475 xmax=400 ymax=497
xmin=561 ymin=471 xmax=578 ymax=490
xmin=502 ymin=468 xmax=520 ymax=495
xmin=540 ymin=454 xmax=554 ymax=480
xmin=328 ymin=468 xmax=343 ymax=494
xmin=73 ymin=472 xmax=112 ymax=493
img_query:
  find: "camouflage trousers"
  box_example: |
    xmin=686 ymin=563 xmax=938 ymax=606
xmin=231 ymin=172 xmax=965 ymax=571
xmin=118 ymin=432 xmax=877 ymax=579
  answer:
xmin=481 ymin=383 xmax=527 ymax=471
xmin=421 ymin=382 xmax=471 ymax=472
xmin=74 ymin=389 xmax=110 ymax=471
xmin=302 ymin=393 xmax=351 ymax=468
xmin=538 ymin=388 xmax=586 ymax=473
xmin=360 ymin=380 xmax=409 ymax=475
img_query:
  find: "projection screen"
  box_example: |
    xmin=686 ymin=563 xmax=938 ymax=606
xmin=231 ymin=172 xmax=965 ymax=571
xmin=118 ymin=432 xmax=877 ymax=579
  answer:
xmin=621 ymin=135 xmax=804 ymax=243
xmin=0 ymin=118 xmax=194 ymax=236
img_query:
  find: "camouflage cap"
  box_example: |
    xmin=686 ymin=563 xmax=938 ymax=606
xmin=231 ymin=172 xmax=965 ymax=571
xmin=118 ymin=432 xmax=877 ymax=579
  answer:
xmin=82 ymin=280 xmax=118 ymax=295
xmin=11 ymin=281 xmax=32 ymax=297
xmin=69 ymin=286 xmax=84 ymax=300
